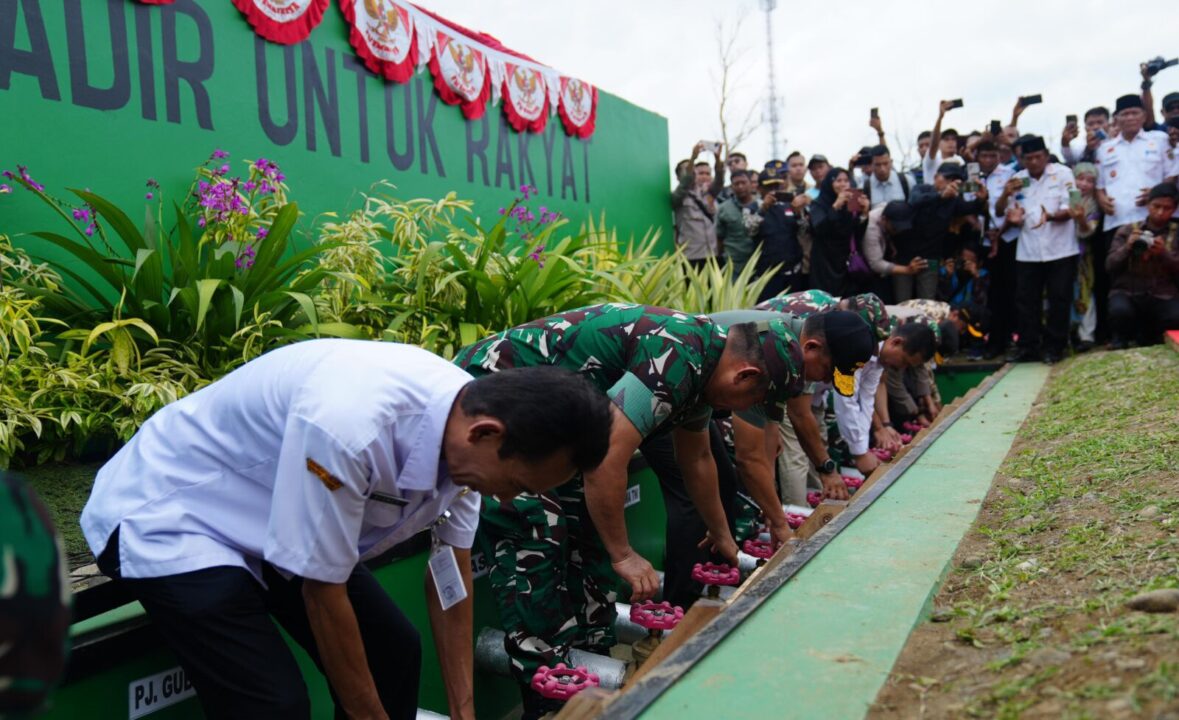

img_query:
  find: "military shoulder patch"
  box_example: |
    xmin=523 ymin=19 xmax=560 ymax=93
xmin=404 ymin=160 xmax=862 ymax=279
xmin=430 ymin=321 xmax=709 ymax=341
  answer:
xmin=307 ymin=458 xmax=343 ymax=491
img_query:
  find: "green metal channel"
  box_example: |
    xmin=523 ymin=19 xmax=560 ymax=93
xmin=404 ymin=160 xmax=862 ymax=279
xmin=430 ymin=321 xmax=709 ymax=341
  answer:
xmin=640 ymin=364 xmax=1049 ymax=720
xmin=44 ymin=469 xmax=665 ymax=719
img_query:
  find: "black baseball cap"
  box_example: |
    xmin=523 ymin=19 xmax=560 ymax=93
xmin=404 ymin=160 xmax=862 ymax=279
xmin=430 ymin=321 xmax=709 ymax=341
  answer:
xmin=821 ymin=310 xmax=876 ymax=396
xmin=808 ymin=154 xmax=829 ymax=169
xmin=1163 ymin=92 xmax=1179 ymax=111
xmin=936 ymin=162 xmax=967 ymax=181
xmin=883 ymin=201 xmax=914 ymax=231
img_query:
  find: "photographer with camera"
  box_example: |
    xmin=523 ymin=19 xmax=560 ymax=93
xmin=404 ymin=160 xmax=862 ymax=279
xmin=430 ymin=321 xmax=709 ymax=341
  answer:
xmin=922 ymin=100 xmax=965 ymax=187
xmin=1061 ymin=107 xmax=1111 ymax=167
xmin=753 ymin=165 xmax=806 ymax=300
xmin=1140 ymin=56 xmax=1179 ymax=131
xmin=672 ymin=141 xmax=727 ymax=268
xmin=1104 ymin=183 xmax=1179 ymax=348
xmin=899 ymin=163 xmax=988 ymax=302
xmin=1093 ymin=94 xmax=1177 ymax=342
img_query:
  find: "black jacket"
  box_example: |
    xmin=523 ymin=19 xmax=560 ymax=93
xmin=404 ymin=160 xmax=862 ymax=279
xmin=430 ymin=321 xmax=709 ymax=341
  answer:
xmin=755 ymin=203 xmax=803 ymax=274
xmin=900 ymin=184 xmax=986 ymax=262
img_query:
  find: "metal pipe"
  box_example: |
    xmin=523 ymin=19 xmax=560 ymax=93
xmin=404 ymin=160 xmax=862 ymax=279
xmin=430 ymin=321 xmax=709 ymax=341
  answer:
xmin=474 ymin=628 xmax=628 ymax=690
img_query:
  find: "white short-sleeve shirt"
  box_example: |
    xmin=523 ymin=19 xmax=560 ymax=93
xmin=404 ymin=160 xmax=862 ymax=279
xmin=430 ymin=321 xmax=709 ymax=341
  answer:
xmin=983 ymin=164 xmax=1019 ymax=244
xmin=81 ymin=340 xmax=479 ymax=583
xmin=1012 ymin=164 xmax=1080 ymax=263
xmin=1095 ymin=130 xmax=1172 ymax=230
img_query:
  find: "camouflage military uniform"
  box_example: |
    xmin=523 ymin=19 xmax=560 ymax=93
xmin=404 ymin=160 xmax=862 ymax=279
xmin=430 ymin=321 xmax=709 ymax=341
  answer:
xmin=455 ymin=304 xmax=800 ymax=699
xmin=0 ymin=474 xmax=70 ymax=714
xmin=756 ymin=289 xmax=838 ymax=316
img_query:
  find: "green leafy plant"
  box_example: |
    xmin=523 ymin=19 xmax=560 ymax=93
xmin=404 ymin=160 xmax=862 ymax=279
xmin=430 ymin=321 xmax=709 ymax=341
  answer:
xmin=3 ymin=154 xmax=355 ymax=372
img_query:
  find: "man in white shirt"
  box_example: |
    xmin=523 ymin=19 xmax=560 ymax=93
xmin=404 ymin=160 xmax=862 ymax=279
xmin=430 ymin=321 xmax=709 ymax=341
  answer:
xmin=864 ymin=145 xmax=910 ymax=209
xmin=996 ymin=137 xmax=1080 ymax=363
xmin=977 ymin=140 xmax=1018 ymax=358
xmin=1094 ymin=94 xmax=1178 ymax=342
xmin=923 ymin=100 xmax=965 ymax=184
xmin=81 ymin=340 xmax=613 ymax=720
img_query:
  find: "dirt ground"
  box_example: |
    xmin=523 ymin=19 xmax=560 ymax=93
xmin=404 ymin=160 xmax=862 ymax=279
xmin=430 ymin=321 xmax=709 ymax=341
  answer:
xmin=869 ymin=347 xmax=1179 ymax=720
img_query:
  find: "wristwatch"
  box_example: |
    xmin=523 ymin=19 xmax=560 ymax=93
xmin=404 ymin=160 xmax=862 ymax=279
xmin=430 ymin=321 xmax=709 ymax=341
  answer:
xmin=818 ymin=458 xmax=837 ymax=475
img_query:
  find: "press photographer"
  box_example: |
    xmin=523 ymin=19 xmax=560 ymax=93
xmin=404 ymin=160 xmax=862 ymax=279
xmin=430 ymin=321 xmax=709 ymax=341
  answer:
xmin=1105 ymin=183 xmax=1179 ymax=347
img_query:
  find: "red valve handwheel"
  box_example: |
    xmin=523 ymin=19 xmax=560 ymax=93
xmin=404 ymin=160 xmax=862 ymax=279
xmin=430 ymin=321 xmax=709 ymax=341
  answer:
xmin=531 ymin=663 xmax=600 ymax=700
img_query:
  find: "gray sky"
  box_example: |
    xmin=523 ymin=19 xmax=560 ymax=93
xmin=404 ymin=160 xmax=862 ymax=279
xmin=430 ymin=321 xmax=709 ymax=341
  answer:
xmin=431 ymin=0 xmax=1179 ymax=174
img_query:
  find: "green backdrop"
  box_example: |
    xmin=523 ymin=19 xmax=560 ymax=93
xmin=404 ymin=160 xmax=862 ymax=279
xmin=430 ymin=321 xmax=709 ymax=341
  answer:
xmin=0 ymin=0 xmax=670 ymax=251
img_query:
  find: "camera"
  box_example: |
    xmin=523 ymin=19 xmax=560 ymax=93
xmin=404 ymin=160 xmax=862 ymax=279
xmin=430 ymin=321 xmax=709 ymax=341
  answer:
xmin=1134 ymin=229 xmax=1154 ymax=250
xmin=1094 ymin=129 xmax=1108 ymax=141
xmin=1143 ymin=56 xmax=1179 ymax=77
xmin=775 ymin=191 xmax=795 ymax=204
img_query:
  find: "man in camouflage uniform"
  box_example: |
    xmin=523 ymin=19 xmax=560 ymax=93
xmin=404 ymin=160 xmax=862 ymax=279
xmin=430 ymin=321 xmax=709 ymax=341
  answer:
xmin=885 ymin=299 xmax=970 ymax=427
xmin=0 ymin=474 xmax=71 ymax=715
xmin=454 ymin=303 xmax=803 ymax=718
xmin=707 ymin=308 xmax=878 ymax=536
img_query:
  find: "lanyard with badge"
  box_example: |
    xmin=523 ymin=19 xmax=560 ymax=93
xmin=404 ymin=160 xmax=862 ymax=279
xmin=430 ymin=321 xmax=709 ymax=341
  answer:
xmin=427 ymin=488 xmax=470 ymax=611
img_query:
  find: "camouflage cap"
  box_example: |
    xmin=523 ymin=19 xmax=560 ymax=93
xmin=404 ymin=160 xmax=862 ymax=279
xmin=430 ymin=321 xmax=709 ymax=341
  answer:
xmin=839 ymin=293 xmax=891 ymax=342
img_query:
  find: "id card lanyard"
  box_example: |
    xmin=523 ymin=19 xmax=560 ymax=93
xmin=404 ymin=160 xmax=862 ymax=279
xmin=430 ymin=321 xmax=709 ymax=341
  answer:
xmin=427 ymin=489 xmax=470 ymax=611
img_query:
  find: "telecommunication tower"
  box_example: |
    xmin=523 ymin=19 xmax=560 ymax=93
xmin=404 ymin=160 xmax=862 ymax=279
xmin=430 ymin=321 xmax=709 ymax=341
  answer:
xmin=760 ymin=0 xmax=782 ymax=159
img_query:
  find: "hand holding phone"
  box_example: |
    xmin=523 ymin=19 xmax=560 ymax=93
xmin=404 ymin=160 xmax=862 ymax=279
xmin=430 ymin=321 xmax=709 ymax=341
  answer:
xmin=1018 ymin=94 xmax=1043 ymax=108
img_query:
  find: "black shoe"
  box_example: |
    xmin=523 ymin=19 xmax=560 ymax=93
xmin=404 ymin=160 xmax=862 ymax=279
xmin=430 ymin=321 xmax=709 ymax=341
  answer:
xmin=1073 ymin=340 xmax=1093 ymax=353
xmin=1042 ymin=352 xmax=1062 ymax=365
xmin=1108 ymin=339 xmax=1129 ymax=351
xmin=1007 ymin=348 xmax=1038 ymax=363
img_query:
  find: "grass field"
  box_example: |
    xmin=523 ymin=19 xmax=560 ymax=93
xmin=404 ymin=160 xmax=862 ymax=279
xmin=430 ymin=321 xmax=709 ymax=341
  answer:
xmin=871 ymin=346 xmax=1179 ymax=719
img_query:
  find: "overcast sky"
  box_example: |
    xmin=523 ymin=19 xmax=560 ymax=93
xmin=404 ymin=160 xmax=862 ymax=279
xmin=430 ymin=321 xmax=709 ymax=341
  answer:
xmin=432 ymin=0 xmax=1179 ymax=174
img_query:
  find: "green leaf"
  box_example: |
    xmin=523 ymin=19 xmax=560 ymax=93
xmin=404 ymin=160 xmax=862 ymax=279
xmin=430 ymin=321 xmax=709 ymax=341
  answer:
xmin=132 ymin=248 xmax=164 ymax=303
xmin=30 ymin=231 xmax=127 ymax=297
xmin=195 ymin=278 xmax=223 ymax=331
xmin=284 ymin=291 xmax=319 ymax=335
xmin=72 ymin=189 xmax=146 ymax=254
xmin=294 ymin=322 xmax=366 ymax=339
xmin=173 ymin=202 xmax=197 ymax=285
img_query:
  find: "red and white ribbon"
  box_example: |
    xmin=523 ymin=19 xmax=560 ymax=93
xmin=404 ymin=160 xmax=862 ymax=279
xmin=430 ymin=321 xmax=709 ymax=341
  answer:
xmin=557 ymin=76 xmax=597 ymax=139
xmin=427 ymin=29 xmax=491 ymax=120
xmin=341 ymin=0 xmax=419 ymax=82
xmin=501 ymin=62 xmax=549 ymax=133
xmin=230 ymin=0 xmax=329 ymax=45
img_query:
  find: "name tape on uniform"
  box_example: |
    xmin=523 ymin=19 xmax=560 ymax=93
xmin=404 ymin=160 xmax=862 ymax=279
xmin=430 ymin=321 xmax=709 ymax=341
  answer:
xmin=624 ymin=485 xmax=641 ymax=508
xmin=129 ymin=666 xmax=196 ymax=719
xmin=470 ymin=551 xmax=491 ymax=580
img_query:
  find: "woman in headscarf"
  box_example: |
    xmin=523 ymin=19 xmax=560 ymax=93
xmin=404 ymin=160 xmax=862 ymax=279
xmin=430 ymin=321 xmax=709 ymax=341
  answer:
xmin=1070 ymin=162 xmax=1101 ymax=351
xmin=807 ymin=167 xmax=871 ymax=295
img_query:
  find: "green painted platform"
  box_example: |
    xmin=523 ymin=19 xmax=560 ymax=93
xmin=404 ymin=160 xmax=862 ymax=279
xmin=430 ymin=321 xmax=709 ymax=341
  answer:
xmin=641 ymin=364 xmax=1050 ymax=720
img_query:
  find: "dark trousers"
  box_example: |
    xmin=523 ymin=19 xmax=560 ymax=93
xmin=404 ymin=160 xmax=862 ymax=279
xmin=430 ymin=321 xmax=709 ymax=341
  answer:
xmin=97 ymin=532 xmax=420 ymax=720
xmin=1093 ymin=229 xmax=1115 ymax=343
xmin=1108 ymin=293 xmax=1179 ymax=345
xmin=985 ymin=240 xmax=1018 ymax=355
xmin=640 ymin=422 xmax=737 ymax=609
xmin=1016 ymin=256 xmax=1077 ymax=356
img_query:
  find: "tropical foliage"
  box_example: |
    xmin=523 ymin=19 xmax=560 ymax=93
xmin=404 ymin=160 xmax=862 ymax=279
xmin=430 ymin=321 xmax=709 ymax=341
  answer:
xmin=0 ymin=156 xmax=780 ymax=468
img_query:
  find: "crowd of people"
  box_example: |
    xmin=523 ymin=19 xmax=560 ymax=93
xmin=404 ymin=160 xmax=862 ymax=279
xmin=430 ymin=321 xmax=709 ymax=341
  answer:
xmin=20 ymin=71 xmax=1179 ymax=720
xmin=673 ymin=77 xmax=1179 ymax=363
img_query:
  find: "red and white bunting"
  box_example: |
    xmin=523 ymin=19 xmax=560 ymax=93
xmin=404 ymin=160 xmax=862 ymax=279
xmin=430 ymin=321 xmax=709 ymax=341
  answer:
xmin=428 ymin=30 xmax=491 ymax=120
xmin=230 ymin=0 xmax=329 ymax=45
xmin=341 ymin=0 xmax=419 ymax=82
xmin=501 ymin=62 xmax=549 ymax=134
xmin=557 ymin=77 xmax=597 ymax=139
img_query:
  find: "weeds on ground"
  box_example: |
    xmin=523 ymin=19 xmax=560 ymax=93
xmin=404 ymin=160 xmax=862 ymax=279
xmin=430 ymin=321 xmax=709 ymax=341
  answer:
xmin=889 ymin=347 xmax=1179 ymax=719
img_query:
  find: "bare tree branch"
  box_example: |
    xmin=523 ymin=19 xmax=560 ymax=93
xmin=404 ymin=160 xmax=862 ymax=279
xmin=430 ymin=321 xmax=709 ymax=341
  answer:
xmin=710 ymin=14 xmax=763 ymax=157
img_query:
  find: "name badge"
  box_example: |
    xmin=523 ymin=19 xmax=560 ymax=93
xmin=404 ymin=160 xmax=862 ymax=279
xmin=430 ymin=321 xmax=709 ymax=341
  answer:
xmin=370 ymin=492 xmax=409 ymax=507
xmin=428 ymin=542 xmax=468 ymax=611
